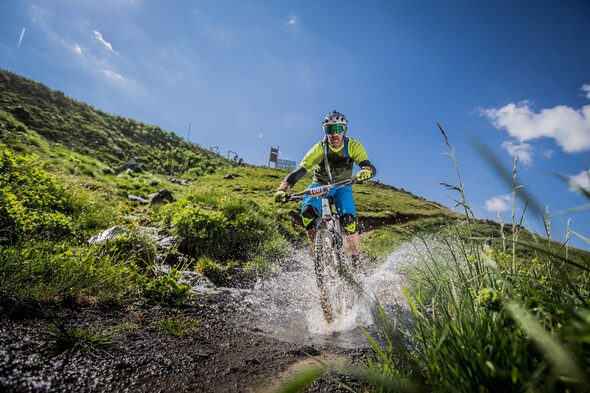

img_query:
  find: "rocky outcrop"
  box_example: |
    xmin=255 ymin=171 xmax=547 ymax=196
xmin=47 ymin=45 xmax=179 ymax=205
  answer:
xmin=148 ymin=189 xmax=176 ymax=206
xmin=116 ymin=162 xmax=142 ymax=173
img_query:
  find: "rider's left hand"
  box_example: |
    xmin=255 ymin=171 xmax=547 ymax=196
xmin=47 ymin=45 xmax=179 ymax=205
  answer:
xmin=356 ymin=167 xmax=372 ymax=183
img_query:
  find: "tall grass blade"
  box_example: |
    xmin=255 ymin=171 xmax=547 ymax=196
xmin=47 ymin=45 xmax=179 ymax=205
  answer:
xmin=333 ymin=363 xmax=422 ymax=393
xmin=553 ymin=172 xmax=590 ymax=200
xmin=569 ymin=230 xmax=590 ymax=245
xmin=553 ymin=204 xmax=590 ymax=217
xmin=272 ymin=365 xmax=325 ymax=393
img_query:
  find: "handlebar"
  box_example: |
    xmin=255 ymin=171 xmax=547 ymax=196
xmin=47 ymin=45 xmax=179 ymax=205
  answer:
xmin=284 ymin=177 xmax=359 ymax=203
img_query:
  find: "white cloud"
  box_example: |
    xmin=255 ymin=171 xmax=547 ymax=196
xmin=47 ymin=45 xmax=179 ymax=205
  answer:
xmin=568 ymin=170 xmax=590 ymax=194
xmin=485 ymin=194 xmax=512 ymax=212
xmin=102 ymin=69 xmax=125 ymax=83
xmin=25 ymin=3 xmax=140 ymax=93
xmin=500 ymin=140 xmax=534 ymax=165
xmin=582 ymin=84 xmax=590 ymax=99
xmin=543 ymin=149 xmax=554 ymax=158
xmin=17 ymin=27 xmax=26 ymax=49
xmin=483 ymin=87 xmax=590 ymax=155
xmin=285 ymin=16 xmax=297 ymax=26
xmin=92 ymin=30 xmax=117 ymax=54
xmin=102 ymin=68 xmax=147 ymax=96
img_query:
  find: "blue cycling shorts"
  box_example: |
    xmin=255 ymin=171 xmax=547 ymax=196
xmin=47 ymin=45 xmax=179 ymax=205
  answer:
xmin=301 ymin=183 xmax=356 ymax=217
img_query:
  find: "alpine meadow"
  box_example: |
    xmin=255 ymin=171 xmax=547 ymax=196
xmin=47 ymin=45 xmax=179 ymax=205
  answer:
xmin=1 ymin=69 xmax=589 ymax=392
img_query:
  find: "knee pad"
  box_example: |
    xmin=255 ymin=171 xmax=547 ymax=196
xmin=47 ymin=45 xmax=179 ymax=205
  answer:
xmin=340 ymin=213 xmax=357 ymax=235
xmin=301 ymin=205 xmax=319 ymax=230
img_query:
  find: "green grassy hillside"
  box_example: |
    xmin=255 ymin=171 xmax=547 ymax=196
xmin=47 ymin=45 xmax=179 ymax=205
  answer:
xmin=0 ymin=69 xmax=464 ymax=303
xmin=0 ymin=68 xmax=458 ymax=229
xmin=1 ymin=68 xmax=587 ymax=302
xmin=0 ymin=69 xmax=231 ymax=178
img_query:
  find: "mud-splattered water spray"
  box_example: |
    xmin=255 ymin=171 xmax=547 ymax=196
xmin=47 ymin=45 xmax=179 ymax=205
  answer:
xmin=228 ymin=240 xmax=434 ymax=348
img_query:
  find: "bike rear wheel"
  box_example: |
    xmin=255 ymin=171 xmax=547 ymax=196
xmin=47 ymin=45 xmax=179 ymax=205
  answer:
xmin=313 ymin=228 xmax=350 ymax=323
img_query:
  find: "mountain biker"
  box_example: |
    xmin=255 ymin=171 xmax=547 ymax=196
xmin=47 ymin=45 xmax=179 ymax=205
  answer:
xmin=274 ymin=110 xmax=377 ymax=268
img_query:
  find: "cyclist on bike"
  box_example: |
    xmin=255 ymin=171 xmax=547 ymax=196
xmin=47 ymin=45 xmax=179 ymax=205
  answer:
xmin=274 ymin=110 xmax=377 ymax=268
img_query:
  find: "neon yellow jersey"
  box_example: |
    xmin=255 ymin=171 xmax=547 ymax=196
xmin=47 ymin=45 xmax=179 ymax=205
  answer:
xmin=299 ymin=137 xmax=369 ymax=184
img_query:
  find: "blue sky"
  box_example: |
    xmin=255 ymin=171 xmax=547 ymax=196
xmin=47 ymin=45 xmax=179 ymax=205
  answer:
xmin=1 ymin=0 xmax=590 ymax=250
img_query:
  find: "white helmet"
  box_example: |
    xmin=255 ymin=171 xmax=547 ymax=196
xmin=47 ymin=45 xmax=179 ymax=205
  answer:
xmin=322 ymin=110 xmax=348 ymax=126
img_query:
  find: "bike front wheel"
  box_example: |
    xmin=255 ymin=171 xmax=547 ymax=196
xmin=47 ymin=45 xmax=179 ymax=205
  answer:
xmin=313 ymin=228 xmax=350 ymax=324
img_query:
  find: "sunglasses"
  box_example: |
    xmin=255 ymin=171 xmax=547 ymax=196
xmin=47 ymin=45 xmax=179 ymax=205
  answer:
xmin=323 ymin=124 xmax=347 ymax=135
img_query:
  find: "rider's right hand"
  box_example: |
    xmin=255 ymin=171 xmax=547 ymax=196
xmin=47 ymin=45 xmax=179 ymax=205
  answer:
xmin=356 ymin=167 xmax=372 ymax=183
xmin=274 ymin=190 xmax=287 ymax=203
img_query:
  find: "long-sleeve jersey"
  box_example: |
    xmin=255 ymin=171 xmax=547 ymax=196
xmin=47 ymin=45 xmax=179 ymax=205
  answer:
xmin=282 ymin=137 xmax=376 ymax=187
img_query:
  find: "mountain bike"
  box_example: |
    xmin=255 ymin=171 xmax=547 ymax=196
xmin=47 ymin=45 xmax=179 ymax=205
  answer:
xmin=284 ymin=178 xmax=360 ymax=324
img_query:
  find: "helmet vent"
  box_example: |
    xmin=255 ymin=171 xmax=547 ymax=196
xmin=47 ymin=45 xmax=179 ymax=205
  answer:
xmin=322 ymin=110 xmax=347 ymax=126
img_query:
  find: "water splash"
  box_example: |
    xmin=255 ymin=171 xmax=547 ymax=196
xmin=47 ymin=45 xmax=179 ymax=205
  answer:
xmin=198 ymin=236 xmax=461 ymax=348
xmin=227 ymin=241 xmax=436 ymax=348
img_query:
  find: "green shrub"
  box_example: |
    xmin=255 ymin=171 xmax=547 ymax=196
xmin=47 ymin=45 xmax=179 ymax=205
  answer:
xmin=0 ymin=149 xmax=74 ymax=239
xmin=194 ymin=256 xmax=224 ymax=278
xmin=142 ymin=269 xmax=191 ymax=307
xmin=183 ymin=167 xmax=204 ymax=180
xmin=0 ymin=240 xmax=140 ymax=303
xmin=172 ymin=206 xmax=230 ymax=257
xmin=94 ymin=226 xmax=157 ymax=268
xmin=40 ymin=320 xmax=114 ymax=355
xmin=172 ymin=206 xmax=227 ymax=241
xmin=0 ymin=148 xmax=115 ymax=241
xmin=157 ymin=313 xmax=202 ymax=337
xmin=156 ymin=188 xmax=290 ymax=268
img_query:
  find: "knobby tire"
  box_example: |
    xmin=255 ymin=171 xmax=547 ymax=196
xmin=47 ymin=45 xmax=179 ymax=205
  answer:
xmin=313 ymin=228 xmax=350 ymax=324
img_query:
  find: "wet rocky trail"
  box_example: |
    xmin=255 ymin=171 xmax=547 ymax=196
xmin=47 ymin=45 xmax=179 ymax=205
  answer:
xmin=1 ymin=245 xmax=418 ymax=392
xmin=0 ymin=292 xmax=366 ymax=392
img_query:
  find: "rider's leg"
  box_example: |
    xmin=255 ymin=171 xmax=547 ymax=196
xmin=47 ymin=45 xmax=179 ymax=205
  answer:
xmin=342 ymin=214 xmax=362 ymax=268
xmin=334 ymin=187 xmax=363 ymax=268
xmin=301 ymin=204 xmax=320 ymax=251
xmin=346 ymin=232 xmax=360 ymax=255
xmin=333 ymin=187 xmax=358 ymax=249
xmin=346 ymin=233 xmax=363 ymax=269
xmin=306 ymin=227 xmax=317 ymax=247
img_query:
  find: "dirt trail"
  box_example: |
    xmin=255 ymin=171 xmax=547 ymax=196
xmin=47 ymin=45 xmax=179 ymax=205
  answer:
xmin=0 ymin=294 xmax=368 ymax=393
xmin=1 ymin=240 xmax=423 ymax=392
